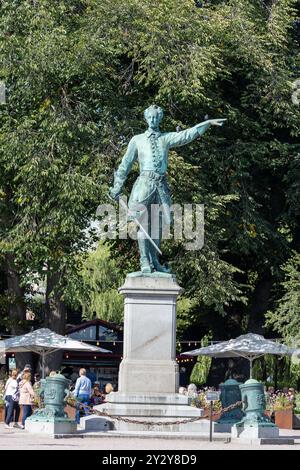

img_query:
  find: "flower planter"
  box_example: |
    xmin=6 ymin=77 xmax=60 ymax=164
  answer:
xmin=274 ymin=409 xmax=294 ymax=430
xmin=212 ymin=412 xmax=222 ymax=422
xmin=203 ymin=409 xmax=221 ymax=421
xmin=0 ymin=406 xmax=5 ymax=423
xmin=65 ymin=404 xmax=76 ymax=421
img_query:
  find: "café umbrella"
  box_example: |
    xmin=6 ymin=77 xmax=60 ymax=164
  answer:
xmin=182 ymin=333 xmax=294 ymax=379
xmin=1 ymin=328 xmax=111 ymax=378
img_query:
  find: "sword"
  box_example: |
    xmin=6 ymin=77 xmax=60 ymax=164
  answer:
xmin=109 ymin=194 xmax=162 ymax=256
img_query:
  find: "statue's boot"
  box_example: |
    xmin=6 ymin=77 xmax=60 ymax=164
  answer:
xmin=138 ymin=237 xmax=152 ymax=274
xmin=150 ymin=241 xmax=171 ymax=274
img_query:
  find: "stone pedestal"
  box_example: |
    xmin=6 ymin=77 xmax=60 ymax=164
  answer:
xmin=118 ymin=275 xmax=181 ymax=394
xmin=25 ymin=418 xmax=77 ymax=435
xmin=92 ymin=274 xmax=208 ymax=433
xmin=231 ymin=423 xmax=280 ymax=440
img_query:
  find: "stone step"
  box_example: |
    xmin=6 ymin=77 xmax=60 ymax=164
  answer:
xmin=97 ymin=403 xmax=204 ymax=418
xmin=80 ymin=414 xmax=214 ymax=433
xmin=106 ymin=392 xmax=190 ymax=406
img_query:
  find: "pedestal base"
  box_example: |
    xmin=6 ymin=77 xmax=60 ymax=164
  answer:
xmin=25 ymin=418 xmax=77 ymax=435
xmin=79 ymin=415 xmax=113 ymax=432
xmin=214 ymin=421 xmax=236 ymax=433
xmin=231 ymin=423 xmax=280 ymax=440
xmin=90 ymin=392 xmax=211 ymax=433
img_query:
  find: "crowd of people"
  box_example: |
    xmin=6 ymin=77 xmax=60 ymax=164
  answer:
xmin=2 ymin=366 xmax=115 ymax=428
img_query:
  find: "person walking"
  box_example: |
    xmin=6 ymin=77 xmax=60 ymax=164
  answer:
xmin=74 ymin=368 xmax=92 ymax=424
xmin=19 ymin=372 xmax=35 ymax=429
xmin=4 ymin=369 xmax=20 ymax=429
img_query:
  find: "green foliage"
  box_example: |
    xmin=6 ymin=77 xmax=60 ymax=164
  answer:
xmin=266 ymin=252 xmax=300 ymax=344
xmin=295 ymin=392 xmax=300 ymax=413
xmin=290 ymin=363 xmax=300 ymax=389
xmin=0 ymin=0 xmax=118 ymax=317
xmin=190 ymin=334 xmax=212 ymax=387
xmin=74 ymin=243 xmax=124 ymax=324
xmin=252 ymin=353 xmax=300 ymax=389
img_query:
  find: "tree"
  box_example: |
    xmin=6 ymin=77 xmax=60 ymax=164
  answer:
xmin=190 ymin=334 xmax=212 ymax=387
xmin=87 ymin=0 xmax=300 ymax=341
xmin=72 ymin=243 xmax=124 ymax=324
xmin=266 ymin=252 xmax=300 ymax=344
xmin=0 ymin=0 xmax=299 ymax=381
xmin=0 ymin=0 xmax=119 ymax=369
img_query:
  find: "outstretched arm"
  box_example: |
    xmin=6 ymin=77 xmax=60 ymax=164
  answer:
xmin=167 ymin=119 xmax=226 ymax=149
xmin=109 ymin=137 xmax=138 ymax=199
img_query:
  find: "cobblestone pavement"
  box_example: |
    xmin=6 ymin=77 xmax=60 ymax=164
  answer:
xmin=0 ymin=425 xmax=299 ymax=450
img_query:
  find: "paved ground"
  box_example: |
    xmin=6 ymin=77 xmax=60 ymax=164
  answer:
xmin=0 ymin=425 xmax=300 ymax=450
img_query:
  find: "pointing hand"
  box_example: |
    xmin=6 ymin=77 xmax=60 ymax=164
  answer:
xmin=207 ymin=119 xmax=227 ymax=127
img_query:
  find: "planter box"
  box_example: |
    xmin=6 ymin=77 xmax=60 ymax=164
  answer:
xmin=0 ymin=406 xmax=5 ymax=423
xmin=202 ymin=410 xmax=221 ymax=422
xmin=65 ymin=404 xmax=76 ymax=421
xmin=275 ymin=409 xmax=294 ymax=430
xmin=293 ymin=414 xmax=300 ymax=430
xmin=212 ymin=412 xmax=222 ymax=422
xmin=1 ymin=403 xmax=76 ymax=423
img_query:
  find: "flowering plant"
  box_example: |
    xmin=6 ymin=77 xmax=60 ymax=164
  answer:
xmin=66 ymin=395 xmax=77 ymax=407
xmin=197 ymin=390 xmax=222 ymax=412
xmin=0 ymin=381 xmax=5 ymax=407
xmin=270 ymin=393 xmax=294 ymax=411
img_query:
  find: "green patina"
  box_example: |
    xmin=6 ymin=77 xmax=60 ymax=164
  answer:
xmin=236 ymin=379 xmax=277 ymax=429
xmin=217 ymin=379 xmax=244 ymax=425
xmin=110 ymin=105 xmax=225 ymax=275
xmin=29 ymin=373 xmax=74 ymax=423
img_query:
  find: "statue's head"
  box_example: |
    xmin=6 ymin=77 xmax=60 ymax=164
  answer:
xmin=144 ymin=105 xmax=164 ymax=130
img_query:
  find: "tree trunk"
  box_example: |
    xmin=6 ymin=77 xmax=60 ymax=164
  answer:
xmin=5 ymin=254 xmax=33 ymax=370
xmin=42 ymin=270 xmax=66 ymax=375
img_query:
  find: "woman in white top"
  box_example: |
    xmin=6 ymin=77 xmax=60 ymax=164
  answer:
xmin=4 ymin=369 xmax=21 ymax=429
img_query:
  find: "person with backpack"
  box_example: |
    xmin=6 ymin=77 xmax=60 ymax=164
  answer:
xmin=4 ymin=369 xmax=21 ymax=429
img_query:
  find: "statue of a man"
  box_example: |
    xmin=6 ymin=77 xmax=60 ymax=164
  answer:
xmin=110 ymin=105 xmax=225 ymax=274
